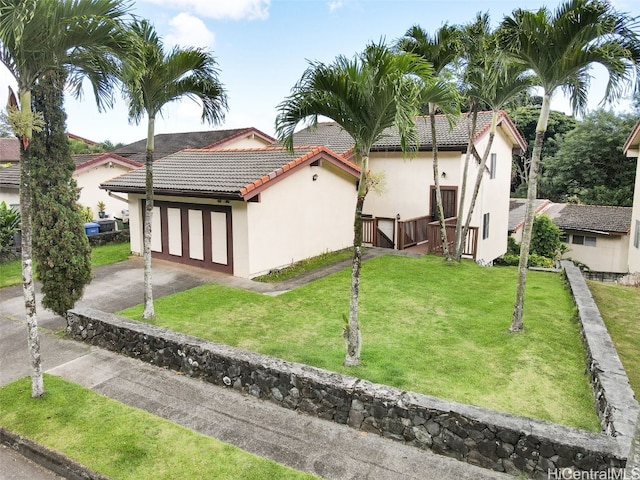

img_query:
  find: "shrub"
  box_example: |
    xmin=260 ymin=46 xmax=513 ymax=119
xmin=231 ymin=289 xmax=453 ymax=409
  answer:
xmin=0 ymin=201 xmax=20 ymax=256
xmin=531 ymin=214 xmax=563 ymax=259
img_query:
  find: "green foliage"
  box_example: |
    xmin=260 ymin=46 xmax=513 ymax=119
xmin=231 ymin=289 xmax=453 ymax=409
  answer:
xmin=530 ymin=214 xmax=563 ymax=259
xmin=0 ymin=376 xmax=315 ymax=480
xmin=541 ymin=110 xmax=637 ymax=206
xmin=0 ymin=201 xmax=21 ymax=256
xmin=80 ymin=206 xmax=93 ymax=223
xmin=30 ymin=70 xmax=92 ymax=316
xmin=506 ymin=236 xmax=520 ymax=255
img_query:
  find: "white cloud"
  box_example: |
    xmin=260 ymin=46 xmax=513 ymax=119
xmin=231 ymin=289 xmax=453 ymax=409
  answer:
xmin=164 ymin=13 xmax=215 ymax=49
xmin=139 ymin=0 xmax=270 ymax=20
xmin=327 ymin=1 xmax=344 ymax=12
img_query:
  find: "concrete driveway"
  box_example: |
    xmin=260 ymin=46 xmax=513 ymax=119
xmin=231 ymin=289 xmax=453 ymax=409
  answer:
xmin=0 ymin=257 xmax=512 ymax=479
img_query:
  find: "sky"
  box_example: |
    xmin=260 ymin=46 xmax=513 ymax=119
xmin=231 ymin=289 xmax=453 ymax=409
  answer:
xmin=1 ymin=0 xmax=639 ymax=145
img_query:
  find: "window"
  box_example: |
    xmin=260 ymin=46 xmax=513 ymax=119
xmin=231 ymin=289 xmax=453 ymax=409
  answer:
xmin=490 ymin=153 xmax=497 ymax=179
xmin=559 ymin=233 xmax=568 ymax=243
xmin=482 ymin=213 xmax=490 ymax=239
xmin=635 ymin=220 xmax=640 ymax=249
xmin=572 ymin=235 xmax=596 ymax=247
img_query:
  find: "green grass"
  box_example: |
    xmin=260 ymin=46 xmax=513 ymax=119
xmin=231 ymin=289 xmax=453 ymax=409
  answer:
xmin=0 ymin=242 xmax=131 ymax=288
xmin=0 ymin=375 xmax=316 ymax=480
xmin=588 ymin=280 xmax=640 ymax=398
xmin=120 ymin=254 xmax=599 ymax=431
xmin=253 ymin=248 xmax=354 ymax=282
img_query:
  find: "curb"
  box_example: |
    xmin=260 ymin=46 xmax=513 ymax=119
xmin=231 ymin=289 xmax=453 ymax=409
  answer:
xmin=0 ymin=427 xmax=109 ymax=480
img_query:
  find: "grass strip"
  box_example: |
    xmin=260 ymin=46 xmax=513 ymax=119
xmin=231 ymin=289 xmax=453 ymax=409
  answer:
xmin=588 ymin=280 xmax=640 ymax=398
xmin=0 ymin=375 xmax=316 ymax=480
xmin=252 ymin=248 xmax=354 ymax=283
xmin=0 ymin=242 xmax=131 ymax=288
xmin=120 ymin=254 xmax=599 ymax=431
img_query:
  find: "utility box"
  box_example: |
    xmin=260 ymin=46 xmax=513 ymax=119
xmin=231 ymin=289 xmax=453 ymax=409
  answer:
xmin=96 ymin=219 xmax=115 ymax=233
xmin=84 ymin=222 xmax=99 ymax=235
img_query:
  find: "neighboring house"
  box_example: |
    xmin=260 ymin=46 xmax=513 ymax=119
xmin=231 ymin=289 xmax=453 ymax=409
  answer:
xmin=0 ymin=152 xmax=143 ymax=217
xmin=291 ymin=111 xmax=527 ymax=263
xmin=623 ymin=120 xmax=640 ymax=274
xmin=509 ymin=200 xmax=632 ymax=275
xmin=113 ymin=127 xmax=275 ymax=163
xmin=508 ymin=198 xmax=552 ymax=243
xmin=101 ymin=146 xmax=359 ymax=278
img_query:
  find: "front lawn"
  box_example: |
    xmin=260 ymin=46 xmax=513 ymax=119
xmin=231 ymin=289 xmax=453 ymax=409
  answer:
xmin=0 ymin=242 xmax=130 ymax=288
xmin=0 ymin=375 xmax=315 ymax=480
xmin=588 ymin=280 xmax=640 ymax=397
xmin=120 ymin=254 xmax=599 ymax=431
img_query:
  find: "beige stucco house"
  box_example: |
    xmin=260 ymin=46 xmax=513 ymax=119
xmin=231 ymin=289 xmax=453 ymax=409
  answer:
xmin=509 ymin=200 xmax=632 ymax=275
xmin=623 ymin=120 xmax=640 ymax=274
xmin=0 ymin=151 xmax=143 ymax=217
xmin=292 ymin=111 xmax=527 ymax=263
xmin=101 ymin=146 xmax=360 ymax=278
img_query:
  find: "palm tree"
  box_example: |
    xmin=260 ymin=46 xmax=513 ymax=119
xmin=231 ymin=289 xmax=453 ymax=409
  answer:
xmin=397 ymin=24 xmax=462 ymax=260
xmin=0 ymin=0 xmax=129 ymax=397
xmin=276 ymin=42 xmax=436 ymax=366
xmin=499 ymin=0 xmax=640 ymax=332
xmin=453 ymin=14 xmax=532 ymax=261
xmin=120 ymin=19 xmax=228 ymax=320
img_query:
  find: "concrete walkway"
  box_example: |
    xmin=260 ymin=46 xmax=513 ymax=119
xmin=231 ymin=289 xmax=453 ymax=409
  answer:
xmin=0 ymin=254 xmax=512 ymax=479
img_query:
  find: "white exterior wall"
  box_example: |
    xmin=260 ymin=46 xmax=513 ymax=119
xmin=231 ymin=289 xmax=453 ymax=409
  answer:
xmin=216 ymin=135 xmax=272 ymax=149
xmin=473 ymin=130 xmax=513 ymax=263
xmin=628 ymin=156 xmax=640 ymax=273
xmin=76 ymin=164 xmax=132 ymax=219
xmin=0 ymin=188 xmax=20 ymax=208
xmin=127 ymin=194 xmax=144 ymax=256
xmin=563 ymin=232 xmax=630 ymax=273
xmin=245 ymin=162 xmax=356 ymax=278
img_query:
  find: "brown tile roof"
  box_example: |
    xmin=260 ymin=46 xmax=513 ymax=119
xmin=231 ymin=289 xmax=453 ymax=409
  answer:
xmin=101 ymin=146 xmax=360 ymax=201
xmin=290 ymin=111 xmax=527 ymax=155
xmin=0 ymin=138 xmax=19 ymax=163
xmin=113 ymin=127 xmax=275 ymax=163
xmin=546 ymin=204 xmax=632 ymax=234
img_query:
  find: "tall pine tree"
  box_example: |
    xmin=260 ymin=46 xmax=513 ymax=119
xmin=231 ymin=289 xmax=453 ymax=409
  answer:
xmin=30 ymin=69 xmax=92 ymax=316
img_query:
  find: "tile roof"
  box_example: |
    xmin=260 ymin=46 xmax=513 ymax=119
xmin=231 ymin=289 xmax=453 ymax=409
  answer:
xmin=290 ymin=111 xmax=527 ymax=155
xmin=623 ymin=119 xmax=640 ymax=155
xmin=0 ymin=138 xmax=19 ymax=163
xmin=508 ymin=198 xmax=552 ymax=232
xmin=113 ymin=127 xmax=275 ymax=163
xmin=0 ymin=153 xmax=143 ymax=189
xmin=545 ymin=204 xmax=632 ymax=234
xmin=101 ymin=146 xmax=360 ymax=200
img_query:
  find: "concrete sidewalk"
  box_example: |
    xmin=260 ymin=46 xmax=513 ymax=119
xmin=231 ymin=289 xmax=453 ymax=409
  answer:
xmin=0 ymin=255 xmax=512 ymax=479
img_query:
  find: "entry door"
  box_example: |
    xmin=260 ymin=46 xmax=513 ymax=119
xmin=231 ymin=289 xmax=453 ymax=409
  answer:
xmin=430 ymin=187 xmax=457 ymax=221
xmin=146 ymin=201 xmax=233 ymax=273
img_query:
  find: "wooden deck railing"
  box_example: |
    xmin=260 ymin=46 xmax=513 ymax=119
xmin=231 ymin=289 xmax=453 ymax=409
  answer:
xmin=397 ymin=215 xmax=430 ymax=250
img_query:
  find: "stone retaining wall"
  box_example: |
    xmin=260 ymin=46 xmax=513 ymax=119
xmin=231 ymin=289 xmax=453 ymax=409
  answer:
xmin=67 ymin=272 xmax=636 ymax=480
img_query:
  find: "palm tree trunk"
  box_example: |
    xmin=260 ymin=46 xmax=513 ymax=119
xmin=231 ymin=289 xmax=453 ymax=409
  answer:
xmin=430 ymin=105 xmax=450 ymax=261
xmin=454 ymin=109 xmax=478 ymax=261
xmin=458 ymin=111 xmax=498 ymax=261
xmin=344 ymin=155 xmax=367 ymax=367
xmin=18 ymin=89 xmax=44 ymax=398
xmin=511 ymin=94 xmax=550 ymax=332
xmin=142 ymin=116 xmax=155 ymax=320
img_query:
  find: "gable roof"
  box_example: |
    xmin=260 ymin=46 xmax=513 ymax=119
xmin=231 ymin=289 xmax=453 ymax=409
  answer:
xmin=545 ymin=204 xmax=632 ymax=235
xmin=101 ymin=145 xmax=360 ymax=201
xmin=623 ymin=119 xmax=640 ymax=157
xmin=508 ymin=198 xmax=552 ymax=233
xmin=0 ymin=152 xmax=143 ymax=190
xmin=0 ymin=138 xmax=19 ymax=163
xmin=113 ymin=127 xmax=276 ymax=163
xmin=290 ymin=111 xmax=527 ymax=156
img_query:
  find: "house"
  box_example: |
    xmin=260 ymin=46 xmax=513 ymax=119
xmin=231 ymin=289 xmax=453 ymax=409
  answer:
xmin=0 ymin=152 xmax=143 ymax=218
xmin=291 ymin=111 xmax=527 ymax=263
xmin=101 ymin=146 xmax=359 ymax=278
xmin=0 ymin=138 xmax=20 ymax=166
xmin=623 ymin=120 xmax=640 ymax=274
xmin=112 ymin=127 xmax=275 ymax=163
xmin=509 ymin=199 xmax=633 ymax=276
